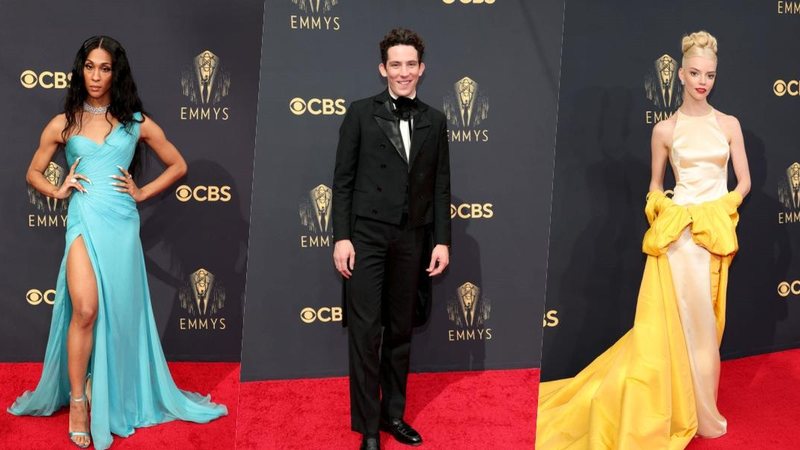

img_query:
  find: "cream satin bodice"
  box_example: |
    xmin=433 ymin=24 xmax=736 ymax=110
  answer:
xmin=670 ymin=109 xmax=730 ymax=205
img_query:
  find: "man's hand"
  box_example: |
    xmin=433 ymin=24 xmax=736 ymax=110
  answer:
xmin=426 ymin=244 xmax=449 ymax=277
xmin=333 ymin=239 xmax=356 ymax=279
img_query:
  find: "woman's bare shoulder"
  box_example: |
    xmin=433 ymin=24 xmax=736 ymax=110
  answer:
xmin=45 ymin=113 xmax=67 ymax=129
xmin=42 ymin=114 xmax=67 ymax=143
xmin=652 ymin=114 xmax=677 ymax=141
xmin=714 ymin=109 xmax=741 ymax=127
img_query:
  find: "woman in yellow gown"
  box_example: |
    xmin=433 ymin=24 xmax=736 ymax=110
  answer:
xmin=536 ymin=31 xmax=751 ymax=450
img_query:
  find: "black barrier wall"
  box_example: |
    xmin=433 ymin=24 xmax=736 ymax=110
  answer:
xmin=240 ymin=0 xmax=564 ymax=380
xmin=540 ymin=0 xmax=800 ymax=381
xmin=0 ymin=0 xmax=264 ymax=361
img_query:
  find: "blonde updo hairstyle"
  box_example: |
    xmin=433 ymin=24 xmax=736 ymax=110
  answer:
xmin=681 ymin=30 xmax=718 ymax=66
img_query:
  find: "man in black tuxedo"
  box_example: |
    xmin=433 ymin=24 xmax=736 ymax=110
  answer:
xmin=332 ymin=28 xmax=451 ymax=450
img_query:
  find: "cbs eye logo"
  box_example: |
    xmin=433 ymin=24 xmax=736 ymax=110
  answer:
xmin=778 ymin=280 xmax=800 ymax=297
xmin=300 ymin=306 xmax=343 ymax=323
xmin=773 ymin=80 xmax=800 ymax=97
xmin=175 ymin=185 xmax=232 ymax=202
xmin=442 ymin=0 xmax=495 ymax=4
xmin=20 ymin=70 xmax=72 ymax=89
xmin=289 ymin=97 xmax=347 ymax=116
xmin=27 ymin=289 xmax=56 ymax=306
xmin=450 ymin=203 xmax=494 ymax=219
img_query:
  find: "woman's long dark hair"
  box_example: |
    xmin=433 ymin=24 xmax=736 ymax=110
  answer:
xmin=63 ymin=35 xmax=147 ymax=176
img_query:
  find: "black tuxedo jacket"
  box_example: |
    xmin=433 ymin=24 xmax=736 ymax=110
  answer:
xmin=333 ymin=90 xmax=451 ymax=326
xmin=332 ymin=90 xmax=451 ymax=246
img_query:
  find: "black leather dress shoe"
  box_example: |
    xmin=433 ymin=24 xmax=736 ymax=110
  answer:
xmin=360 ymin=436 xmax=381 ymax=450
xmin=360 ymin=436 xmax=380 ymax=450
xmin=380 ymin=418 xmax=422 ymax=446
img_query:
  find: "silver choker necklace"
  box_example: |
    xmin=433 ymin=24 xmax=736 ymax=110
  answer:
xmin=83 ymin=102 xmax=109 ymax=115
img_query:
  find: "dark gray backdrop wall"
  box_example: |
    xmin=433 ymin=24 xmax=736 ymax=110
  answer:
xmin=240 ymin=0 xmax=564 ymax=380
xmin=540 ymin=0 xmax=800 ymax=381
xmin=0 ymin=0 xmax=264 ymax=361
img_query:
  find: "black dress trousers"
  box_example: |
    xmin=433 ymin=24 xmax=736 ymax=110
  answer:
xmin=346 ymin=214 xmax=425 ymax=435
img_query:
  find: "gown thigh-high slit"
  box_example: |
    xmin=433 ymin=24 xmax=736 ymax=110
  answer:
xmin=65 ymin=234 xmax=98 ymax=395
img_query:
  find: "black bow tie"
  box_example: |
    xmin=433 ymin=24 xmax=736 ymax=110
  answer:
xmin=392 ymin=96 xmax=419 ymax=121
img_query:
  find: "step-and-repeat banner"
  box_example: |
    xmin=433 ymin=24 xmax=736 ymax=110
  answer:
xmin=0 ymin=0 xmax=264 ymax=361
xmin=240 ymin=0 xmax=564 ymax=380
xmin=4 ymin=0 xmax=798 ymax=381
xmin=540 ymin=0 xmax=800 ymax=381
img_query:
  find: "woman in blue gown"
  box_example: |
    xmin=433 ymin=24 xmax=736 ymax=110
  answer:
xmin=8 ymin=36 xmax=227 ymax=449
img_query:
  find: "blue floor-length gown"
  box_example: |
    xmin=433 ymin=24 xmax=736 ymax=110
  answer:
xmin=8 ymin=113 xmax=227 ymax=450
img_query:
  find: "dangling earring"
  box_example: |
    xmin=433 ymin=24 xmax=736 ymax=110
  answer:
xmin=680 ymin=79 xmax=685 ymax=86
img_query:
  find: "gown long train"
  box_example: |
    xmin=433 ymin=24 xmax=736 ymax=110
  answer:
xmin=536 ymin=109 xmax=741 ymax=449
xmin=8 ymin=113 xmax=227 ymax=450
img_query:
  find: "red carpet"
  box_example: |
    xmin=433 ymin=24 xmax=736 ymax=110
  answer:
xmin=2 ymin=351 xmax=799 ymax=449
xmin=0 ymin=362 xmax=238 ymax=450
xmin=236 ymin=368 xmax=540 ymax=449
xmin=687 ymin=349 xmax=800 ymax=449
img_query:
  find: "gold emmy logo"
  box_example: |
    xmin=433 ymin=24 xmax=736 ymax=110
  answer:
xmin=779 ymin=162 xmax=800 ymax=209
xmin=445 ymin=76 xmax=489 ymax=128
xmin=28 ymin=162 xmax=68 ymax=228
xmin=178 ymin=268 xmax=227 ymax=331
xmin=20 ymin=69 xmax=71 ymax=89
xmin=447 ymin=282 xmax=492 ymax=341
xmin=28 ymin=162 xmax=67 ymax=213
xmin=290 ymin=0 xmax=341 ymax=30
xmin=292 ymin=0 xmax=338 ymax=13
xmin=179 ymin=51 xmax=231 ymax=121
xmin=644 ymin=54 xmax=682 ymax=123
xmin=448 ymin=282 xmax=491 ymax=328
xmin=778 ymin=162 xmax=800 ymax=224
xmin=182 ymin=50 xmax=230 ymax=105
xmin=443 ymin=76 xmax=490 ymax=142
xmin=299 ymin=184 xmax=333 ymax=248
xmin=458 ymin=282 xmax=479 ymax=327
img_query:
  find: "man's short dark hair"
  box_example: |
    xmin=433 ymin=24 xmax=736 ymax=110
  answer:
xmin=380 ymin=28 xmax=425 ymax=64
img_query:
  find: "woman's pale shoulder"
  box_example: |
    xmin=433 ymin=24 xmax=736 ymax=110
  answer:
xmin=652 ymin=115 xmax=676 ymax=138
xmin=714 ymin=110 xmax=741 ymax=128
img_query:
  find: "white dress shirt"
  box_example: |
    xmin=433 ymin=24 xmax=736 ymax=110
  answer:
xmin=389 ymin=90 xmax=415 ymax=161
